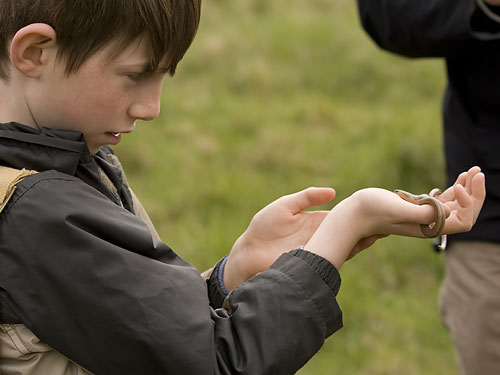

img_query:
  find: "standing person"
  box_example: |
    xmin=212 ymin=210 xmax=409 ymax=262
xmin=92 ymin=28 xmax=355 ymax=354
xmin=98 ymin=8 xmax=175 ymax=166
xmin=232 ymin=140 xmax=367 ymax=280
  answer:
xmin=357 ymin=1 xmax=500 ymax=374
xmin=0 ymin=1 xmax=485 ymax=374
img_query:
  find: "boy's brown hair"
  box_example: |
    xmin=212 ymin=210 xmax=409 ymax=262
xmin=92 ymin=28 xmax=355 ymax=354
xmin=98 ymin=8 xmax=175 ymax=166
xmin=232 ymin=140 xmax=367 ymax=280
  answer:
xmin=0 ymin=0 xmax=201 ymax=80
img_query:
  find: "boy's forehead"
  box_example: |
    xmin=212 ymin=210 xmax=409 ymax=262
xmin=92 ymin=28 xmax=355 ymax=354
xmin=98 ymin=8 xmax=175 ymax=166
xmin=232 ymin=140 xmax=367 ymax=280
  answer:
xmin=106 ymin=36 xmax=169 ymax=72
xmin=109 ymin=37 xmax=150 ymax=62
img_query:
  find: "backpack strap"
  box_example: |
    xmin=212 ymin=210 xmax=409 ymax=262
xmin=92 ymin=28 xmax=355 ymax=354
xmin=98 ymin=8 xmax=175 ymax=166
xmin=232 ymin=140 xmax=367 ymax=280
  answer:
xmin=0 ymin=166 xmax=38 ymax=214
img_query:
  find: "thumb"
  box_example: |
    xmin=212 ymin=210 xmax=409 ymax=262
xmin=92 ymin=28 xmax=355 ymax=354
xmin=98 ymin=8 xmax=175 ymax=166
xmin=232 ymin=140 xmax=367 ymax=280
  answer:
xmin=277 ymin=187 xmax=336 ymax=214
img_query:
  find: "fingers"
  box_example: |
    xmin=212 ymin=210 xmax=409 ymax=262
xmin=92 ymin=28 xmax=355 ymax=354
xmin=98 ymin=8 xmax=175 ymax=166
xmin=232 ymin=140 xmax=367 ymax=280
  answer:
xmin=443 ymin=204 xmax=451 ymax=218
xmin=454 ymin=183 xmax=472 ymax=208
xmin=451 ymin=170 xmax=484 ymax=212
xmin=442 ymin=171 xmax=485 ymax=234
xmin=471 ymin=171 xmax=486 ymax=221
xmin=449 ymin=166 xmax=481 ymax=190
xmin=464 ymin=166 xmax=481 ymax=193
xmin=439 ymin=166 xmax=482 ymax=203
xmin=454 ymin=171 xmax=468 ymax=188
xmin=277 ymin=187 xmax=336 ymax=214
xmin=471 ymin=170 xmax=486 ymax=202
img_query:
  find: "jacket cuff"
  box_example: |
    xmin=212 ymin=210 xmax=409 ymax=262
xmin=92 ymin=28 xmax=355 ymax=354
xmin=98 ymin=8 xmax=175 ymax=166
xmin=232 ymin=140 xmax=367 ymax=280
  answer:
xmin=288 ymin=248 xmax=341 ymax=296
xmin=269 ymin=252 xmax=343 ymax=337
xmin=209 ymin=249 xmax=342 ymax=310
xmin=206 ymin=257 xmax=228 ymax=308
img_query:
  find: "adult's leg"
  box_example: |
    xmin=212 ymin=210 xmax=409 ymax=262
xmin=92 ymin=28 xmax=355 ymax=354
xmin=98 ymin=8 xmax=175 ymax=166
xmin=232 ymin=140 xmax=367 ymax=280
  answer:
xmin=439 ymin=241 xmax=500 ymax=375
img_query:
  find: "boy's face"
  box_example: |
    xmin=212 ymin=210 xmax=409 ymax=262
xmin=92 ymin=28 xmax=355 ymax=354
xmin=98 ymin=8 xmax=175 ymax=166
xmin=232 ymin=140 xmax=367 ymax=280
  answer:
xmin=27 ymin=37 xmax=166 ymax=154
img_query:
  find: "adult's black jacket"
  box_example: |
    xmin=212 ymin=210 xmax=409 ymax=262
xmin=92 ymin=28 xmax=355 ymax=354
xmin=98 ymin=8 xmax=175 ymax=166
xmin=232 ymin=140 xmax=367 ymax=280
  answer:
xmin=0 ymin=123 xmax=343 ymax=374
xmin=357 ymin=0 xmax=500 ymax=243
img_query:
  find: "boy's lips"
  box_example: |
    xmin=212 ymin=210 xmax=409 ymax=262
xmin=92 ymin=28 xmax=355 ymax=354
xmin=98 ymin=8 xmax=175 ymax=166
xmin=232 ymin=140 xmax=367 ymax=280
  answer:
xmin=106 ymin=128 xmax=133 ymax=145
xmin=106 ymin=132 xmax=122 ymax=145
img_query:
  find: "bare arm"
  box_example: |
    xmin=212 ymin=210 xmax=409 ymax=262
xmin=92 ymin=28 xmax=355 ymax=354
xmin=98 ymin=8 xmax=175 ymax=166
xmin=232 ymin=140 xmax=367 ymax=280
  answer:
xmin=225 ymin=167 xmax=485 ymax=290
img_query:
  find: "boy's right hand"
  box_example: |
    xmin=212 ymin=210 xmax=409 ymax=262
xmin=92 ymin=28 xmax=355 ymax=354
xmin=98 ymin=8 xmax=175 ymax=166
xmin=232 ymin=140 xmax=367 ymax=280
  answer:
xmin=224 ymin=187 xmax=336 ymax=292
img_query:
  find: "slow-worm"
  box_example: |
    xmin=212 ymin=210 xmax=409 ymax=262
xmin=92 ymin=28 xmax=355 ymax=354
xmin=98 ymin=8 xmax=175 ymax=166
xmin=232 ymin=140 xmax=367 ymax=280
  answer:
xmin=394 ymin=188 xmax=446 ymax=238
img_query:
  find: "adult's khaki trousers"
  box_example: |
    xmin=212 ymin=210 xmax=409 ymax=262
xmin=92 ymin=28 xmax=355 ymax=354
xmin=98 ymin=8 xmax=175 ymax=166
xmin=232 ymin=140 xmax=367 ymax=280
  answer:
xmin=439 ymin=241 xmax=500 ymax=375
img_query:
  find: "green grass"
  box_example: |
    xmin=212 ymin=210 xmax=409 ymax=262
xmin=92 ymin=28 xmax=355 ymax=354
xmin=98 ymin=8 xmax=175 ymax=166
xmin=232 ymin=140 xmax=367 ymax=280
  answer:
xmin=115 ymin=0 xmax=458 ymax=373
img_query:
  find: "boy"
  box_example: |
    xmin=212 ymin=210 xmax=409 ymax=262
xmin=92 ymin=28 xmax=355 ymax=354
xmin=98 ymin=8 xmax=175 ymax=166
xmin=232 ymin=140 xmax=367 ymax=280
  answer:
xmin=0 ymin=1 xmax=485 ymax=374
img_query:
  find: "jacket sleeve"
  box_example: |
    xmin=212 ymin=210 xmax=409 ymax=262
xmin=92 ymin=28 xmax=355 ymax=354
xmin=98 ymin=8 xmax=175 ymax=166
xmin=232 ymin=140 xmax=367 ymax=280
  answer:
xmin=356 ymin=0 xmax=477 ymax=57
xmin=0 ymin=171 xmax=342 ymax=375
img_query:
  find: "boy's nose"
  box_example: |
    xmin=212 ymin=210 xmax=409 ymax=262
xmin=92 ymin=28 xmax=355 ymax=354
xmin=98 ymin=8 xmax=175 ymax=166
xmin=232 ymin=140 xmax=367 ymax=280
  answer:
xmin=129 ymin=96 xmax=161 ymax=121
xmin=131 ymin=106 xmax=160 ymax=122
xmin=128 ymin=86 xmax=163 ymax=121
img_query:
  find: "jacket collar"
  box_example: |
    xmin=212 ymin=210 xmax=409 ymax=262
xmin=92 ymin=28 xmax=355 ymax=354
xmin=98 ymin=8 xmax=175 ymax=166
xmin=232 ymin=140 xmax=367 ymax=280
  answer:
xmin=0 ymin=122 xmax=132 ymax=209
xmin=0 ymin=122 xmax=91 ymax=175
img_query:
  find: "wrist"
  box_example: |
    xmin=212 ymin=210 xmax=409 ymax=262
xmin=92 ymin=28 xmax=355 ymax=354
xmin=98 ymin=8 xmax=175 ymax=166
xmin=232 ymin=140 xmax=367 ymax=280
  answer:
xmin=223 ymin=247 xmax=247 ymax=292
xmin=305 ymin=195 xmax=364 ymax=269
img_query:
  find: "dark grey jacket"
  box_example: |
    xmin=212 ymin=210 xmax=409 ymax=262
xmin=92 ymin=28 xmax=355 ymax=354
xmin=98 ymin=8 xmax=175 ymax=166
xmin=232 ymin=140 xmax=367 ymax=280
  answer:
xmin=357 ymin=0 xmax=500 ymax=243
xmin=0 ymin=122 xmax=343 ymax=375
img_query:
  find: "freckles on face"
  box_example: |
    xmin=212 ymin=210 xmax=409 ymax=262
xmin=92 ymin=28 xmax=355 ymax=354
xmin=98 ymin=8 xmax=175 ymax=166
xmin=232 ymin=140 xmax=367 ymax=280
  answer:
xmin=72 ymin=61 xmax=128 ymax=117
xmin=41 ymin=53 xmax=132 ymax=137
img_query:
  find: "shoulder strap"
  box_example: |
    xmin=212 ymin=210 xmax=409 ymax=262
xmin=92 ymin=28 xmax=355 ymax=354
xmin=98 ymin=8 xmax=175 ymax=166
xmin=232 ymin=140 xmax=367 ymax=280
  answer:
xmin=0 ymin=166 xmax=38 ymax=214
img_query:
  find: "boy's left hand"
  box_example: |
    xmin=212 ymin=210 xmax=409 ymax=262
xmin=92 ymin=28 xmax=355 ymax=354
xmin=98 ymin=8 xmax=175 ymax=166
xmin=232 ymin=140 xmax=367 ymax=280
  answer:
xmin=437 ymin=166 xmax=485 ymax=234
xmin=224 ymin=187 xmax=335 ymax=292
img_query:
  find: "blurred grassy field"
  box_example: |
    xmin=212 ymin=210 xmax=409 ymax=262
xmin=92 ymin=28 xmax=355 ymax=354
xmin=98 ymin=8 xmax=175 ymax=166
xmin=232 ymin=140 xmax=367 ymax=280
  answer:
xmin=115 ymin=0 xmax=458 ymax=373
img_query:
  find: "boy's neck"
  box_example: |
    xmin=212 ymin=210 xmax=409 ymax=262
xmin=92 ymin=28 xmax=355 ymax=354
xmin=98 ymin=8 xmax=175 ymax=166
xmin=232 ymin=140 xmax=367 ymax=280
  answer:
xmin=0 ymin=79 xmax=39 ymax=130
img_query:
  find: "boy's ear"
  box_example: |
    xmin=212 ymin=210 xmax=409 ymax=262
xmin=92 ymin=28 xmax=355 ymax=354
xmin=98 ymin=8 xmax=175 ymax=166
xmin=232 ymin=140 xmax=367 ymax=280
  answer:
xmin=10 ymin=23 xmax=57 ymax=78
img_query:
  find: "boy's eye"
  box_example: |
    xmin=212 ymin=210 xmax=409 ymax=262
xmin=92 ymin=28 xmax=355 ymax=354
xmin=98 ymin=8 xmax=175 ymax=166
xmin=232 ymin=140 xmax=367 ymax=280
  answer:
xmin=126 ymin=72 xmax=148 ymax=82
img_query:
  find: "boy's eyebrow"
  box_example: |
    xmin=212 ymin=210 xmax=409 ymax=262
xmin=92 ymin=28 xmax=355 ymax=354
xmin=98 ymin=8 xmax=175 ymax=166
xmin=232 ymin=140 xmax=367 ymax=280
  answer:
xmin=120 ymin=62 xmax=170 ymax=74
xmin=119 ymin=62 xmax=151 ymax=71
